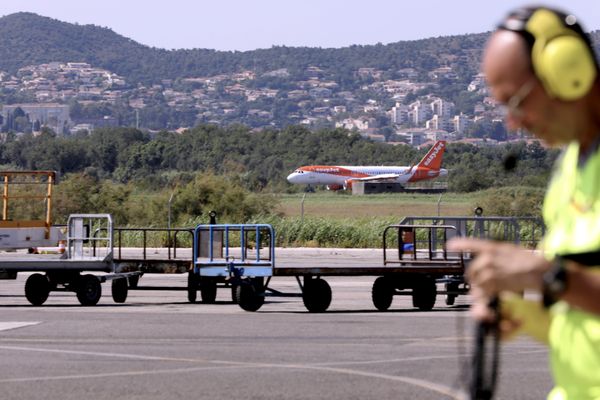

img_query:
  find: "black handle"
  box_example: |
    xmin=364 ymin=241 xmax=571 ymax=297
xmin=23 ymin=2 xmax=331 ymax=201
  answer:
xmin=470 ymin=297 xmax=500 ymax=400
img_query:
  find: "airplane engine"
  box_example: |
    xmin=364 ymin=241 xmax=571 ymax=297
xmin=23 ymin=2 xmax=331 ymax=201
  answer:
xmin=326 ymin=184 xmax=344 ymax=191
xmin=343 ymin=179 xmax=354 ymax=190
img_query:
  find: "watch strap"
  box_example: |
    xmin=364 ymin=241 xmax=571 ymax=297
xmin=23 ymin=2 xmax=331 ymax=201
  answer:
xmin=542 ymin=256 xmax=568 ymax=308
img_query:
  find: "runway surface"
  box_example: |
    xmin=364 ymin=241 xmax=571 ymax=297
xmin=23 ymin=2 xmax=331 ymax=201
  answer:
xmin=0 ymin=269 xmax=553 ymax=400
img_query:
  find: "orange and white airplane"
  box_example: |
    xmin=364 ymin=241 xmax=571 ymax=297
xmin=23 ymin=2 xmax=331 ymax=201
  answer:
xmin=287 ymin=140 xmax=448 ymax=190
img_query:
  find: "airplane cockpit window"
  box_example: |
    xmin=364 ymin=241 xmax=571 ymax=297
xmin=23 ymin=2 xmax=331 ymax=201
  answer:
xmin=294 ymin=169 xmax=304 ymax=174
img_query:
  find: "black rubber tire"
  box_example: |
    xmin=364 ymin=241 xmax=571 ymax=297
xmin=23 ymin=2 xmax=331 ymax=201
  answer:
xmin=231 ymin=284 xmax=239 ymax=303
xmin=302 ymin=278 xmax=332 ymax=313
xmin=128 ymin=274 xmax=140 ymax=288
xmin=445 ymin=282 xmax=458 ymax=306
xmin=111 ymin=278 xmax=128 ymax=303
xmin=187 ymin=271 xmax=197 ymax=303
xmin=236 ymin=278 xmax=264 ymax=312
xmin=372 ymin=277 xmax=394 ymax=311
xmin=412 ymin=278 xmax=437 ymax=311
xmin=76 ymin=274 xmax=102 ymax=306
xmin=200 ymin=277 xmax=217 ymax=304
xmin=24 ymin=273 xmax=50 ymax=306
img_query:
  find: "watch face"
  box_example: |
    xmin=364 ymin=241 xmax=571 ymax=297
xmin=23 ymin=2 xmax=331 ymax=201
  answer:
xmin=549 ymin=279 xmax=565 ymax=294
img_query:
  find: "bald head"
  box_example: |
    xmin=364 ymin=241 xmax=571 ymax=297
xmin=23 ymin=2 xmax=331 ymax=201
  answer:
xmin=483 ymin=30 xmax=534 ymax=92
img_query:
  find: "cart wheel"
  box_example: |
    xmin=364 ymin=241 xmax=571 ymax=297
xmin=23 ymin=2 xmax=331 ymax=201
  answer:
xmin=302 ymin=278 xmax=332 ymax=313
xmin=372 ymin=277 xmax=394 ymax=311
xmin=236 ymin=278 xmax=264 ymax=312
xmin=128 ymin=274 xmax=140 ymax=288
xmin=111 ymin=278 xmax=128 ymax=303
xmin=187 ymin=271 xmax=198 ymax=303
xmin=231 ymin=284 xmax=239 ymax=303
xmin=445 ymin=282 xmax=458 ymax=306
xmin=200 ymin=277 xmax=217 ymax=304
xmin=77 ymin=274 xmax=102 ymax=306
xmin=412 ymin=278 xmax=436 ymax=311
xmin=25 ymin=273 xmax=50 ymax=306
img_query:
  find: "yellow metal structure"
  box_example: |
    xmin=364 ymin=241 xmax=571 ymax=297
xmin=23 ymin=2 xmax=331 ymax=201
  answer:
xmin=0 ymin=171 xmax=57 ymax=241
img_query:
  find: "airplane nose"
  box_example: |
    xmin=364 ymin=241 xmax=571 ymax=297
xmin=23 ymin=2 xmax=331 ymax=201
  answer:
xmin=287 ymin=173 xmax=298 ymax=183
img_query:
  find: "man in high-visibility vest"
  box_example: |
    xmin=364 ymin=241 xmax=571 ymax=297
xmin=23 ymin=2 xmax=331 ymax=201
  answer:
xmin=449 ymin=6 xmax=600 ymax=399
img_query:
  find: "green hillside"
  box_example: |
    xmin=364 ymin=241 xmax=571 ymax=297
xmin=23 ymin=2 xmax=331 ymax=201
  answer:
xmin=0 ymin=12 xmax=489 ymax=85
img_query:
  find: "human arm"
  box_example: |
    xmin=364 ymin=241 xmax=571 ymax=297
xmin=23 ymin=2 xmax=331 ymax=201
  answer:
xmin=448 ymin=237 xmax=600 ymax=317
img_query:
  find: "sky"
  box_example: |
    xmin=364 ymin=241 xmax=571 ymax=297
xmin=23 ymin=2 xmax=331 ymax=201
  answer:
xmin=0 ymin=1 xmax=599 ymax=51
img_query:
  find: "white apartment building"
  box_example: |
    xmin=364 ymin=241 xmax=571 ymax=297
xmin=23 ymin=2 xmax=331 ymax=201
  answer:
xmin=453 ymin=113 xmax=471 ymax=134
xmin=426 ymin=114 xmax=453 ymax=132
xmin=390 ymin=102 xmax=409 ymax=124
xmin=430 ymin=98 xmax=455 ymax=119
xmin=408 ymin=101 xmax=431 ymax=126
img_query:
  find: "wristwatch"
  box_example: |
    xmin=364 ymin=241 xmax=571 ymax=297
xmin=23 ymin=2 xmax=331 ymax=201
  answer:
xmin=542 ymin=256 xmax=568 ymax=308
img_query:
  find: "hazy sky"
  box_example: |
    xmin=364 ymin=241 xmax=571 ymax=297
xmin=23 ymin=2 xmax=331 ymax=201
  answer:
xmin=1 ymin=1 xmax=599 ymax=51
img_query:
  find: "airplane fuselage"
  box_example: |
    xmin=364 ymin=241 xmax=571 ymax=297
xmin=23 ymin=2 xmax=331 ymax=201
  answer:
xmin=286 ymin=141 xmax=448 ymax=190
xmin=287 ymin=166 xmax=447 ymax=186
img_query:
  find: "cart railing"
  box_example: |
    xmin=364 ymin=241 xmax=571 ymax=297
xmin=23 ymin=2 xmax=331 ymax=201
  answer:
xmin=383 ymin=224 xmax=464 ymax=266
xmin=67 ymin=214 xmax=113 ymax=262
xmin=92 ymin=227 xmax=194 ymax=261
xmin=398 ymin=216 xmax=545 ymax=249
xmin=193 ymin=223 xmax=275 ymax=277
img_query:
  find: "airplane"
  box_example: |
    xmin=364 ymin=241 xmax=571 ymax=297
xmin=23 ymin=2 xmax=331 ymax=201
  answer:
xmin=286 ymin=140 xmax=448 ymax=191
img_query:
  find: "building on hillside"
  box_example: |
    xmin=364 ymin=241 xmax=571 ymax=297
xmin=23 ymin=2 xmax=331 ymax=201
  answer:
xmin=453 ymin=113 xmax=471 ymax=134
xmin=426 ymin=115 xmax=454 ymax=132
xmin=408 ymin=101 xmax=431 ymax=126
xmin=430 ymin=98 xmax=455 ymax=119
xmin=425 ymin=129 xmax=452 ymax=142
xmin=1 ymin=103 xmax=70 ymax=134
xmin=390 ymin=102 xmax=409 ymax=124
xmin=394 ymin=128 xmax=428 ymax=146
xmin=335 ymin=118 xmax=370 ymax=131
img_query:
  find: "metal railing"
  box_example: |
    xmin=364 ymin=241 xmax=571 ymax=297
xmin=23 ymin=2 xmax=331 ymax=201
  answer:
xmin=67 ymin=214 xmax=113 ymax=261
xmin=193 ymin=224 xmax=275 ymax=277
xmin=398 ymin=216 xmax=545 ymax=249
xmin=93 ymin=226 xmax=194 ymax=260
xmin=383 ymin=224 xmax=463 ymax=265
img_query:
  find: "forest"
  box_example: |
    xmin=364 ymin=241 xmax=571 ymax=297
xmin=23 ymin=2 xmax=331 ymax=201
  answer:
xmin=0 ymin=125 xmax=558 ymax=194
xmin=0 ymin=124 xmax=556 ymax=248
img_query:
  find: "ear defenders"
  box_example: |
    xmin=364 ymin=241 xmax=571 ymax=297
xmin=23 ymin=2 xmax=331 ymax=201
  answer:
xmin=500 ymin=8 xmax=597 ymax=101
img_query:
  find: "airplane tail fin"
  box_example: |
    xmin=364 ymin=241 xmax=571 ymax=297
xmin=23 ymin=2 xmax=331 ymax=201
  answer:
xmin=416 ymin=140 xmax=446 ymax=170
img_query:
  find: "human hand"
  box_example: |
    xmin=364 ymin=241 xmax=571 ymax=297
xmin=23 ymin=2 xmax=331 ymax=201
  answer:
xmin=447 ymin=238 xmax=550 ymax=297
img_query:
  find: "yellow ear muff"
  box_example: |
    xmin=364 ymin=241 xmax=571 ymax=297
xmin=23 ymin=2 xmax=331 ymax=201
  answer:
xmin=526 ymin=9 xmax=597 ymax=100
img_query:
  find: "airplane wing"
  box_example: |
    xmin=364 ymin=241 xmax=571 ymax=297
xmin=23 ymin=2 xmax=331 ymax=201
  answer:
xmin=352 ymin=173 xmax=400 ymax=182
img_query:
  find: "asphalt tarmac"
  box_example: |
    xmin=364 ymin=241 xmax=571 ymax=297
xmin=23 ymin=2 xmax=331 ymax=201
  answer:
xmin=0 ymin=270 xmax=553 ymax=400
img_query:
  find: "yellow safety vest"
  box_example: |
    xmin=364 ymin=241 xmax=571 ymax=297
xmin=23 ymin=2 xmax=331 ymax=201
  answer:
xmin=542 ymin=141 xmax=600 ymax=400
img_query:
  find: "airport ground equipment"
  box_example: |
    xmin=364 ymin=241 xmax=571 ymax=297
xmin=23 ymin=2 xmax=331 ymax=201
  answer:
xmin=193 ymin=216 xmax=544 ymax=313
xmin=193 ymin=224 xmax=275 ymax=311
xmin=3 ymin=214 xmax=543 ymax=309
xmin=377 ymin=216 xmax=545 ymax=311
xmin=0 ymin=215 xmax=197 ymax=306
xmin=0 ymin=170 xmax=65 ymax=250
xmin=0 ymin=214 xmax=139 ymax=305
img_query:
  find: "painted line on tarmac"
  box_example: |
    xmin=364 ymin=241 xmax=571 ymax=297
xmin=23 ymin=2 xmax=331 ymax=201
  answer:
xmin=0 ymin=322 xmax=40 ymax=332
xmin=314 ymin=348 xmax=547 ymax=367
xmin=0 ymin=344 xmax=467 ymax=398
xmin=0 ymin=365 xmax=246 ymax=383
xmin=0 ymin=344 xmax=211 ymax=363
